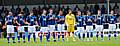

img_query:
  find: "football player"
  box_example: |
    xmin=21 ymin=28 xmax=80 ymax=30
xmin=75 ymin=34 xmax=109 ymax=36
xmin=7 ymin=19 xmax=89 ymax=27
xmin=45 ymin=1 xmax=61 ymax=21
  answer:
xmin=5 ymin=12 xmax=15 ymax=43
xmin=26 ymin=11 xmax=38 ymax=42
xmin=14 ymin=12 xmax=26 ymax=43
xmin=65 ymin=9 xmax=76 ymax=41
xmin=56 ymin=10 xmax=65 ymax=41
xmin=47 ymin=9 xmax=56 ymax=42
xmin=75 ymin=10 xmax=85 ymax=40
xmin=38 ymin=9 xmax=48 ymax=42
xmin=85 ymin=10 xmax=95 ymax=41
xmin=95 ymin=10 xmax=105 ymax=41
xmin=108 ymin=10 xmax=117 ymax=40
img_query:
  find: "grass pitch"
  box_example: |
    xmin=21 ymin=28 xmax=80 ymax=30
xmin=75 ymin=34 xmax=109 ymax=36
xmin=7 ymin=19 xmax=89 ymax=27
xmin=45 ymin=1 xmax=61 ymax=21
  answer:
xmin=0 ymin=35 xmax=120 ymax=46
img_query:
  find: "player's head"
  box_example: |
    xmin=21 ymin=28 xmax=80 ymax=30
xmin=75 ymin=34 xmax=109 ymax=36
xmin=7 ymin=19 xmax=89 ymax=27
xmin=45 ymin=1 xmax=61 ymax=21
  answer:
xmin=42 ymin=9 xmax=47 ymax=15
xmin=59 ymin=10 xmax=63 ymax=16
xmin=8 ymin=12 xmax=13 ymax=16
xmin=110 ymin=10 xmax=114 ymax=15
xmin=49 ymin=8 xmax=53 ymax=14
xmin=87 ymin=10 xmax=91 ymax=16
xmin=98 ymin=9 xmax=101 ymax=15
xmin=68 ymin=9 xmax=72 ymax=14
xmin=77 ymin=10 xmax=81 ymax=16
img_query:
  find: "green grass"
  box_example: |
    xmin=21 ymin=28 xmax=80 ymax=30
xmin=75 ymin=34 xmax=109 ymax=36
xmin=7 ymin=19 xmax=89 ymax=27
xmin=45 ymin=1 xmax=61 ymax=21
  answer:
xmin=0 ymin=35 xmax=120 ymax=46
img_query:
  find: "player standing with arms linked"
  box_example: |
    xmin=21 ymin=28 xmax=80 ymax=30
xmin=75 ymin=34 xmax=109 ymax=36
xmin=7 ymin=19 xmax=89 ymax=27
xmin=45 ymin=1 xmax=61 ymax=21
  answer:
xmin=56 ymin=10 xmax=65 ymax=42
xmin=47 ymin=9 xmax=56 ymax=42
xmin=95 ymin=10 xmax=105 ymax=41
xmin=38 ymin=9 xmax=48 ymax=42
xmin=26 ymin=11 xmax=38 ymax=42
xmin=108 ymin=10 xmax=117 ymax=40
xmin=75 ymin=10 xmax=85 ymax=40
xmin=85 ymin=10 xmax=95 ymax=41
xmin=14 ymin=12 xmax=26 ymax=43
xmin=5 ymin=12 xmax=15 ymax=43
xmin=65 ymin=9 xmax=76 ymax=41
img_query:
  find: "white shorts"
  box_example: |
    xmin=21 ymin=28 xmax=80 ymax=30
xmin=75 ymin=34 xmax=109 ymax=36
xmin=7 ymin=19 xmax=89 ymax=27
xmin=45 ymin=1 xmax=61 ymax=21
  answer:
xmin=28 ymin=26 xmax=36 ymax=33
xmin=48 ymin=25 xmax=55 ymax=32
xmin=109 ymin=24 xmax=116 ymax=31
xmin=86 ymin=26 xmax=93 ymax=32
xmin=40 ymin=27 xmax=48 ymax=33
xmin=18 ymin=26 xmax=25 ymax=32
xmin=7 ymin=25 xmax=14 ymax=33
xmin=57 ymin=24 xmax=65 ymax=32
xmin=77 ymin=27 xmax=84 ymax=33
xmin=95 ymin=25 xmax=103 ymax=31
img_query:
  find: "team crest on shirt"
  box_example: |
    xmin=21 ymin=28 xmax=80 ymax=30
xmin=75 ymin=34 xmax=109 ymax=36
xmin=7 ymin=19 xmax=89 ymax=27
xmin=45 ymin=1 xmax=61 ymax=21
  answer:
xmin=98 ymin=17 xmax=101 ymax=19
xmin=78 ymin=19 xmax=82 ymax=21
xmin=111 ymin=19 xmax=114 ymax=21
xmin=9 ymin=20 xmax=12 ymax=22
xmin=88 ymin=19 xmax=91 ymax=21
xmin=20 ymin=18 xmax=22 ymax=21
xmin=31 ymin=19 xmax=34 ymax=21
xmin=43 ymin=18 xmax=46 ymax=21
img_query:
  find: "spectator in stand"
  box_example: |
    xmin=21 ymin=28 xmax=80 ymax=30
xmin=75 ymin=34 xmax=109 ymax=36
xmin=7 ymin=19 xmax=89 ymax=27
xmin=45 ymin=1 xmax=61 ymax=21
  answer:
xmin=101 ymin=5 xmax=106 ymax=14
xmin=23 ymin=5 xmax=29 ymax=18
xmin=83 ymin=4 xmax=89 ymax=15
xmin=37 ymin=6 xmax=42 ymax=16
xmin=16 ymin=5 xmax=21 ymax=16
xmin=4 ymin=8 xmax=9 ymax=16
xmin=73 ymin=5 xmax=80 ymax=15
xmin=11 ymin=5 xmax=16 ymax=16
xmin=94 ymin=4 xmax=99 ymax=14
xmin=90 ymin=5 xmax=94 ymax=14
xmin=32 ymin=7 xmax=38 ymax=17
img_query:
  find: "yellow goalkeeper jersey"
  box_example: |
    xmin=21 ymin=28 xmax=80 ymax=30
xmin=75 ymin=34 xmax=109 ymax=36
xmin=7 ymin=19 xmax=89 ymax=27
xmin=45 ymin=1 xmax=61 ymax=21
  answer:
xmin=65 ymin=14 xmax=75 ymax=26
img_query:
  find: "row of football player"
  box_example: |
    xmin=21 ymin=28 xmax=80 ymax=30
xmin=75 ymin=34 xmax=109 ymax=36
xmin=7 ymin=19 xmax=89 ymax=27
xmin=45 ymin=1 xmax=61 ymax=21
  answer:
xmin=4 ymin=9 xmax=117 ymax=43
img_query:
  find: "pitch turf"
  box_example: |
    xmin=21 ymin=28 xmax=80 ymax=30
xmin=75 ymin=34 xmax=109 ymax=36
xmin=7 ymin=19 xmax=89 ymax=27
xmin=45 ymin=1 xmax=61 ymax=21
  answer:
xmin=0 ymin=35 xmax=120 ymax=46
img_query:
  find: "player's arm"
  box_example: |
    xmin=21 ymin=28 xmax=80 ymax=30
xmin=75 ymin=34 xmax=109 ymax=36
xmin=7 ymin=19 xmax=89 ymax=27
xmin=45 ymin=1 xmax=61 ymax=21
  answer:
xmin=34 ymin=17 xmax=39 ymax=26
xmin=73 ymin=15 xmax=76 ymax=26
xmin=5 ymin=17 xmax=8 ymax=26
xmin=48 ymin=15 xmax=52 ymax=20
xmin=38 ymin=16 xmax=41 ymax=26
xmin=14 ymin=17 xmax=21 ymax=25
xmin=115 ymin=16 xmax=117 ymax=23
xmin=61 ymin=16 xmax=65 ymax=21
xmin=25 ymin=16 xmax=30 ymax=25
xmin=65 ymin=15 xmax=68 ymax=26
xmin=56 ymin=16 xmax=61 ymax=22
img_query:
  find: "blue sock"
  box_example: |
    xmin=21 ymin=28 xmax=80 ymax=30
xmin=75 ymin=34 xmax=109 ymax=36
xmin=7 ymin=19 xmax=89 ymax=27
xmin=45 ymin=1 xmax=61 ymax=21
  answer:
xmin=101 ymin=34 xmax=104 ymax=39
xmin=46 ymin=33 xmax=48 ymax=41
xmin=12 ymin=36 xmax=15 ymax=42
xmin=83 ymin=33 xmax=85 ymax=39
xmin=90 ymin=32 xmax=93 ymax=38
xmin=7 ymin=36 xmax=10 ymax=43
xmin=22 ymin=34 xmax=25 ymax=42
xmin=58 ymin=33 xmax=60 ymax=41
xmin=40 ymin=34 xmax=42 ymax=42
xmin=78 ymin=33 xmax=81 ymax=39
xmin=48 ymin=32 xmax=50 ymax=41
xmin=0 ymin=33 xmax=1 ymax=38
xmin=108 ymin=34 xmax=111 ymax=40
xmin=17 ymin=35 xmax=20 ymax=42
xmin=114 ymin=31 xmax=117 ymax=40
xmin=28 ymin=34 xmax=31 ymax=42
xmin=96 ymin=34 xmax=99 ymax=40
xmin=33 ymin=33 xmax=36 ymax=42
xmin=87 ymin=32 xmax=89 ymax=38
xmin=53 ymin=32 xmax=56 ymax=40
xmin=114 ymin=31 xmax=117 ymax=37
xmin=62 ymin=32 xmax=64 ymax=41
